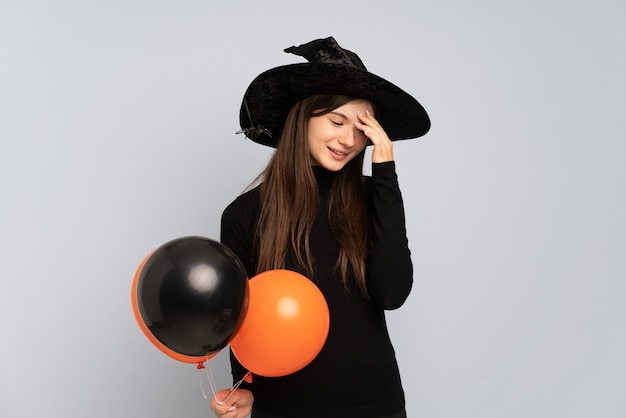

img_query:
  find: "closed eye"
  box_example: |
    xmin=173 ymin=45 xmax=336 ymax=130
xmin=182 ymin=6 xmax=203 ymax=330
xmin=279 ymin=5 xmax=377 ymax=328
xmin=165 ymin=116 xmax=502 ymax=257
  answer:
xmin=327 ymin=110 xmax=348 ymax=127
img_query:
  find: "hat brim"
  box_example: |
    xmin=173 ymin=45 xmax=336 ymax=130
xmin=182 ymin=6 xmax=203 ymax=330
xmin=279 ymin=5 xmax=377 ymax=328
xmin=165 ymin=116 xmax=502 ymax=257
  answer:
xmin=239 ymin=63 xmax=430 ymax=147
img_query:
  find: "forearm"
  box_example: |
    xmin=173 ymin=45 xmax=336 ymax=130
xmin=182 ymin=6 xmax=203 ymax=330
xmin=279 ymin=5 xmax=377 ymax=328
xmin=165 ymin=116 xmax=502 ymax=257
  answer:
xmin=366 ymin=161 xmax=413 ymax=309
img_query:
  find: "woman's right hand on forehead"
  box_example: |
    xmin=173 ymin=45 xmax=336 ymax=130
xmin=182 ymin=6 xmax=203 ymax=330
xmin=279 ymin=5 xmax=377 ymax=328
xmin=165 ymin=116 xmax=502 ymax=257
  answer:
xmin=355 ymin=110 xmax=394 ymax=163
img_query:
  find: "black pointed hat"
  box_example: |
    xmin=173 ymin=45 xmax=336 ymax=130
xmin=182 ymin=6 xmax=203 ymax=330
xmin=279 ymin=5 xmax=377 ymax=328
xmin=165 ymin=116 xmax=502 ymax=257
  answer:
xmin=238 ymin=37 xmax=430 ymax=147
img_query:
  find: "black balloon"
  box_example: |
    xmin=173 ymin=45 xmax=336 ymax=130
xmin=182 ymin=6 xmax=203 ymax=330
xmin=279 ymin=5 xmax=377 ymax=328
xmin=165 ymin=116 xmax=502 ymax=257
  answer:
xmin=135 ymin=236 xmax=249 ymax=357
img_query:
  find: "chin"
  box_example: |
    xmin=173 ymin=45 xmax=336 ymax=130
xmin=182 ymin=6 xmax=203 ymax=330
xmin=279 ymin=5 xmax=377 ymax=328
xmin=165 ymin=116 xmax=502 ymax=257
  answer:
xmin=320 ymin=161 xmax=348 ymax=172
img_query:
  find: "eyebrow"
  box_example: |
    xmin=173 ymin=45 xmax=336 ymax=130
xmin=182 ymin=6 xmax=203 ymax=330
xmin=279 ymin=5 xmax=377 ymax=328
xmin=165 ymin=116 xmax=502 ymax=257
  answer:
xmin=328 ymin=111 xmax=348 ymax=120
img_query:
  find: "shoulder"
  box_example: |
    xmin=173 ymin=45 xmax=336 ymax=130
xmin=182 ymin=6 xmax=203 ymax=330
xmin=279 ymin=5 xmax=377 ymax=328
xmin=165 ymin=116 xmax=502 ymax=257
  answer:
xmin=222 ymin=186 xmax=261 ymax=225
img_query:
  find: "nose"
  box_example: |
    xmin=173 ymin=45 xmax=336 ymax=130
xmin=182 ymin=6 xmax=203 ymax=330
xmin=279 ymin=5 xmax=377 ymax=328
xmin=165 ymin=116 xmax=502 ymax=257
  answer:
xmin=338 ymin=127 xmax=357 ymax=147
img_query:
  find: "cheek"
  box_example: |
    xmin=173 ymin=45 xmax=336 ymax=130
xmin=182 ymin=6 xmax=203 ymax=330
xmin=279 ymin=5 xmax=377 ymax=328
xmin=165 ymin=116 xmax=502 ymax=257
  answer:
xmin=355 ymin=135 xmax=368 ymax=151
xmin=344 ymin=137 xmax=367 ymax=164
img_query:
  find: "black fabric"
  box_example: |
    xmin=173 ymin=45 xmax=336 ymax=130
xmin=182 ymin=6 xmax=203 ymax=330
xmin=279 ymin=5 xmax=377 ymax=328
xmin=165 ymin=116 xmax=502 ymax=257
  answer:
xmin=251 ymin=409 xmax=407 ymax=418
xmin=220 ymin=162 xmax=413 ymax=418
xmin=284 ymin=37 xmax=367 ymax=70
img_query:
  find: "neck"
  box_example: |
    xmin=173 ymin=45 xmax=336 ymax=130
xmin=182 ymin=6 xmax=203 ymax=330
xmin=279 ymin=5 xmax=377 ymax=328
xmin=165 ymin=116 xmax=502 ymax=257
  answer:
xmin=312 ymin=165 xmax=339 ymax=189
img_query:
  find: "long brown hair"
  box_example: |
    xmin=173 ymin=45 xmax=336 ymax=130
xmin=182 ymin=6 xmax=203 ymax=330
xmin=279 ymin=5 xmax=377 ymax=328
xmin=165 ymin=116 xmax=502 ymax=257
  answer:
xmin=255 ymin=95 xmax=372 ymax=297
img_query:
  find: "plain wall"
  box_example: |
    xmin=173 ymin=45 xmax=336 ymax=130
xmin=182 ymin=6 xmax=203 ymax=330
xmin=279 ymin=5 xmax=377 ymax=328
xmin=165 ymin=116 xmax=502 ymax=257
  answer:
xmin=1 ymin=1 xmax=625 ymax=417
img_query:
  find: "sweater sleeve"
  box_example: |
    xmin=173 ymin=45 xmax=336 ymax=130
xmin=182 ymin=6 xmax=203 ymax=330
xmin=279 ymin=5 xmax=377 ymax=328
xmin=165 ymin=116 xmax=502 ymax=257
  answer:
xmin=366 ymin=161 xmax=414 ymax=310
xmin=220 ymin=192 xmax=258 ymax=389
xmin=220 ymin=188 xmax=261 ymax=279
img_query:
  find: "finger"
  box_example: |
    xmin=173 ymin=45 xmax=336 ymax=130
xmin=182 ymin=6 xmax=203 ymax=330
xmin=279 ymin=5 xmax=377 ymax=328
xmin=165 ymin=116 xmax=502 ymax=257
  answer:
xmin=355 ymin=111 xmax=394 ymax=162
xmin=355 ymin=120 xmax=382 ymax=142
xmin=356 ymin=109 xmax=386 ymax=133
xmin=210 ymin=402 xmax=237 ymax=417
xmin=213 ymin=388 xmax=235 ymax=405
xmin=210 ymin=390 xmax=238 ymax=416
xmin=356 ymin=112 xmax=390 ymax=144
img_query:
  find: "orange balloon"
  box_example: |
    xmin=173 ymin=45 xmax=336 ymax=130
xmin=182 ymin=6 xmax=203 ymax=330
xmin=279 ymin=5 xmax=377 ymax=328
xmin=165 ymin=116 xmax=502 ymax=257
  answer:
xmin=230 ymin=269 xmax=330 ymax=377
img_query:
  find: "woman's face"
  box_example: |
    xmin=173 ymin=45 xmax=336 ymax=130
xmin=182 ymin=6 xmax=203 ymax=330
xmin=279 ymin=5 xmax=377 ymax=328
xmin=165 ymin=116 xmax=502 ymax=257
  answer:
xmin=307 ymin=99 xmax=373 ymax=171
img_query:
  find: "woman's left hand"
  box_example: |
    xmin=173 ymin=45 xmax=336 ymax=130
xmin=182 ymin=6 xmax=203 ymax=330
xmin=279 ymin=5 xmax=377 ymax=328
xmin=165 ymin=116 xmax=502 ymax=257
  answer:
xmin=210 ymin=388 xmax=254 ymax=417
xmin=356 ymin=110 xmax=394 ymax=163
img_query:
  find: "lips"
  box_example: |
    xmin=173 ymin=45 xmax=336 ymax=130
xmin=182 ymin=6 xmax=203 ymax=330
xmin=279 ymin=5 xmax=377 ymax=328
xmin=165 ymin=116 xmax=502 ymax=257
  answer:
xmin=328 ymin=147 xmax=348 ymax=160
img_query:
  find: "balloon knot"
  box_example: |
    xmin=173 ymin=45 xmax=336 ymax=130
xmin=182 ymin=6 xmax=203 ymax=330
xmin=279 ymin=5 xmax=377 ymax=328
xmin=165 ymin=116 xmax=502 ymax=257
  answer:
xmin=197 ymin=362 xmax=206 ymax=370
xmin=244 ymin=372 xmax=253 ymax=383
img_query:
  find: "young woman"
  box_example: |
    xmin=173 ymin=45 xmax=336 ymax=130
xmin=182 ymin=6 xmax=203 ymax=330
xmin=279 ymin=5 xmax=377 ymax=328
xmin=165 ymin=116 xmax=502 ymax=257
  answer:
xmin=211 ymin=37 xmax=430 ymax=418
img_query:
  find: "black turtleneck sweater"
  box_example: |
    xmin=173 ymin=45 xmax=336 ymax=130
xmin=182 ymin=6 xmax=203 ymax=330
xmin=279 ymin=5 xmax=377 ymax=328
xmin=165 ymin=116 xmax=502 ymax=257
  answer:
xmin=220 ymin=161 xmax=413 ymax=418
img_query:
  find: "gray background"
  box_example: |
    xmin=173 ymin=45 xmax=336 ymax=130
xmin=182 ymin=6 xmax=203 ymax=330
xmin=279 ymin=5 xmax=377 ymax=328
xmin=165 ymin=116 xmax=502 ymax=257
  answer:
xmin=1 ymin=1 xmax=625 ymax=417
